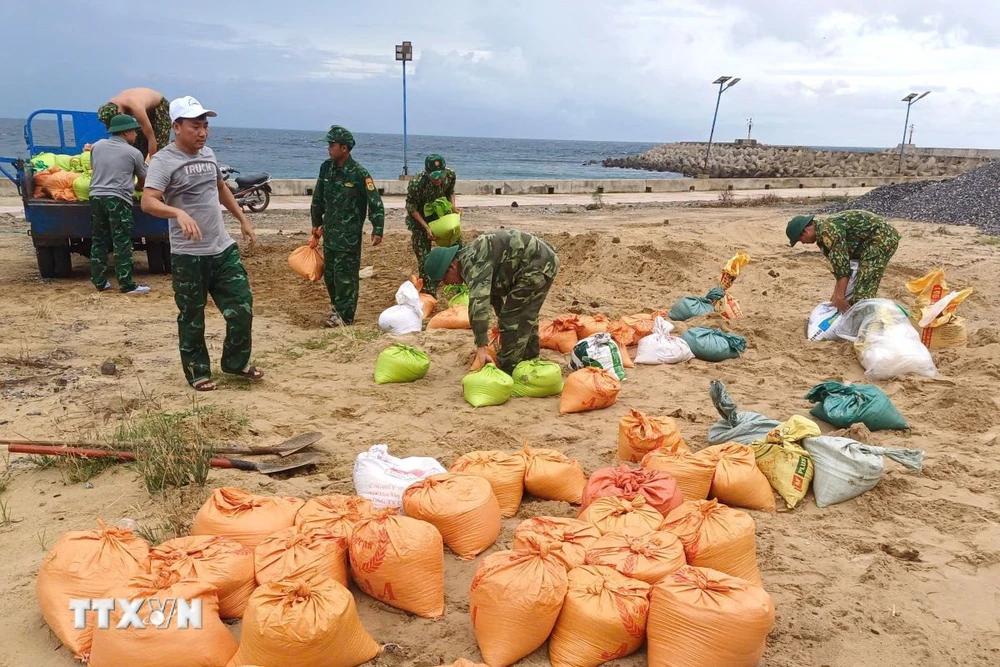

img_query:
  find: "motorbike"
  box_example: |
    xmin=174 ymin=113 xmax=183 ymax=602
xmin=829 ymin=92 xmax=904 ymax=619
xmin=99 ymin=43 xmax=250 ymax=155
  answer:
xmin=219 ymin=164 xmax=272 ymax=212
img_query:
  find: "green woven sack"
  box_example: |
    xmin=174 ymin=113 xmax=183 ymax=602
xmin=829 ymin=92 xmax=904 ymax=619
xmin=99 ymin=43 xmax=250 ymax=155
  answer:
xmin=511 ymin=359 xmax=564 ymax=398
xmin=31 ymin=153 xmax=57 ymax=171
xmin=429 ymin=213 xmax=462 ymax=247
xmin=54 ymin=154 xmax=74 ymax=171
xmin=805 ymin=381 xmax=909 ymax=431
xmin=72 ymin=175 xmax=91 ymax=201
xmin=374 ymin=344 xmax=430 ymax=384
xmin=462 ymin=363 xmax=514 ymax=407
xmin=681 ymin=327 xmax=747 ymax=362
xmin=422 ymin=196 xmax=453 ymax=221
xmin=444 ymin=284 xmax=470 ymax=307
xmin=668 ymin=286 xmax=726 ymax=321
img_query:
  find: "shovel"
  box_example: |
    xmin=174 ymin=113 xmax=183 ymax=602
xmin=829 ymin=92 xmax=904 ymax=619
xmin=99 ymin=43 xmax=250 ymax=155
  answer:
xmin=0 ymin=431 xmax=323 ymax=458
xmin=5 ymin=443 xmax=322 ymax=475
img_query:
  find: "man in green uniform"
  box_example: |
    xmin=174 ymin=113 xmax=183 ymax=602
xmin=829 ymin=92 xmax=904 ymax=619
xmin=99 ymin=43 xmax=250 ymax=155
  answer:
xmin=98 ymin=87 xmax=172 ymax=161
xmin=423 ymin=230 xmax=559 ymax=373
xmin=311 ymin=126 xmax=385 ymax=327
xmin=787 ymin=209 xmax=901 ymax=312
xmin=405 ymin=154 xmax=459 ymax=293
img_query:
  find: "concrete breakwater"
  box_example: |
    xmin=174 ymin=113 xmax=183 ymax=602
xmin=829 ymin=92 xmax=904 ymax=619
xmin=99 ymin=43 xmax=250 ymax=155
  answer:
xmin=603 ymin=142 xmax=992 ymax=179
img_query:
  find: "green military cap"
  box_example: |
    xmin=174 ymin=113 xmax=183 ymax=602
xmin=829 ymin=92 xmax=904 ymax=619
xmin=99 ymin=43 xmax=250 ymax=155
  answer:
xmin=786 ymin=214 xmax=815 ymax=246
xmin=423 ymin=245 xmax=461 ymax=282
xmin=323 ymin=125 xmax=356 ymax=149
xmin=425 ymin=153 xmax=446 ymax=180
xmin=107 ymin=114 xmax=141 ymax=134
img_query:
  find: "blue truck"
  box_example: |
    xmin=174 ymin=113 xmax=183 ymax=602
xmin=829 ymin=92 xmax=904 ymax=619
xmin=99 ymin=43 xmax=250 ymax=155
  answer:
xmin=0 ymin=109 xmax=171 ymax=278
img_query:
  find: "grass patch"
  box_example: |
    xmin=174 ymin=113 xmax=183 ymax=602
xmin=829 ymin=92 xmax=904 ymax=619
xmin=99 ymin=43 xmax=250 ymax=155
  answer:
xmin=59 ymin=456 xmax=119 ymax=484
xmin=976 ymin=235 xmax=1000 ymax=246
xmin=27 ymin=455 xmax=59 ymax=470
xmin=0 ymin=496 xmax=13 ymax=526
xmin=36 ymin=528 xmax=49 ymax=552
xmin=712 ymin=191 xmax=788 ymax=208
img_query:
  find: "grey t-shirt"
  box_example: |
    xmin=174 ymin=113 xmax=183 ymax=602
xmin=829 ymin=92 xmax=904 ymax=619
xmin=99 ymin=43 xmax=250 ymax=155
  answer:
xmin=89 ymin=136 xmax=146 ymax=202
xmin=145 ymin=144 xmax=234 ymax=256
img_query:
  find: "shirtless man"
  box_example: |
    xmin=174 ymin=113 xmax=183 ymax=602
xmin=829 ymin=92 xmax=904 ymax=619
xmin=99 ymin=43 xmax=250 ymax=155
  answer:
xmin=98 ymin=88 xmax=171 ymax=160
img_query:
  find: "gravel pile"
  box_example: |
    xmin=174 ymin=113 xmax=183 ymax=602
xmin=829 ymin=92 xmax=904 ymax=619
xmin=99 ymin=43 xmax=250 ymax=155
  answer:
xmin=823 ymin=161 xmax=1000 ymax=234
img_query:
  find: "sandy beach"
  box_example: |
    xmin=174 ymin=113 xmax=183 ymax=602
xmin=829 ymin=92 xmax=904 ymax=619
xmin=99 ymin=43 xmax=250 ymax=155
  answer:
xmin=0 ymin=200 xmax=997 ymax=667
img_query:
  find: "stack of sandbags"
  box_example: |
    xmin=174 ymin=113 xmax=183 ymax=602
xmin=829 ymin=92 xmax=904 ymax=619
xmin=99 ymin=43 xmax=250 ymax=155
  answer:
xmin=190 ymin=487 xmax=304 ymax=548
xmin=403 ymin=473 xmax=502 ymax=559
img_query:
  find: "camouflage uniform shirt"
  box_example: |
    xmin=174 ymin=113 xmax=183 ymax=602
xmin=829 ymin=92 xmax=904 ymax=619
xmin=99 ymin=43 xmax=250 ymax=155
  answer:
xmin=311 ymin=158 xmax=385 ymax=251
xmin=816 ymin=210 xmax=900 ymax=280
xmin=457 ymin=230 xmax=559 ymax=347
xmin=405 ymin=168 xmax=457 ymax=229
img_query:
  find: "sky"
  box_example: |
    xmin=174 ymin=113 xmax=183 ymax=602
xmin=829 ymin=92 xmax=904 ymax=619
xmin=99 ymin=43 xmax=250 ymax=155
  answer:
xmin=3 ymin=0 xmax=999 ymax=147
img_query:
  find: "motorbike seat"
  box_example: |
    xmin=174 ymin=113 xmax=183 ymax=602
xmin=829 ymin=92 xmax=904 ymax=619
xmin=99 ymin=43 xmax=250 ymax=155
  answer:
xmin=235 ymin=173 xmax=270 ymax=188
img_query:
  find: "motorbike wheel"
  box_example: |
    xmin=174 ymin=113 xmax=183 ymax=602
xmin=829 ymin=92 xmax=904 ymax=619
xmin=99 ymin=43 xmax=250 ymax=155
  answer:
xmin=246 ymin=188 xmax=270 ymax=212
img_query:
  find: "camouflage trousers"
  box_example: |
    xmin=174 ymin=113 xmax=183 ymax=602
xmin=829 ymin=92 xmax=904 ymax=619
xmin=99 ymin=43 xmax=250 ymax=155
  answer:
xmin=89 ymin=196 xmax=136 ymax=292
xmin=409 ymin=224 xmax=438 ymax=295
xmin=849 ymin=230 xmax=900 ymax=304
xmin=493 ymin=263 xmax=559 ymax=374
xmin=323 ymin=246 xmax=361 ymax=324
xmin=171 ymin=244 xmax=254 ymax=385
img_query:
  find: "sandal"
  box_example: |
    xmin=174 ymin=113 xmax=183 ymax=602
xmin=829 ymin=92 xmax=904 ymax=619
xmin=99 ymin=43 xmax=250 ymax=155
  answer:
xmin=228 ymin=366 xmax=264 ymax=381
xmin=324 ymin=312 xmax=344 ymax=328
xmin=191 ymin=378 xmax=217 ymax=392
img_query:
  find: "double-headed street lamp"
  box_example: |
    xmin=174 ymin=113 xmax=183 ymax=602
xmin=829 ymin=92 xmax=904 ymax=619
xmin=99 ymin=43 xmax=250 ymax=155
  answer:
xmin=705 ymin=76 xmax=741 ymax=173
xmin=395 ymin=41 xmax=413 ymax=177
xmin=897 ymin=91 xmax=930 ymax=174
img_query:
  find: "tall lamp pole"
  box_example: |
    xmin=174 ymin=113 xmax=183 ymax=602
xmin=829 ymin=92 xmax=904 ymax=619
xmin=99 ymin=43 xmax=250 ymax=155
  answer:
xmin=395 ymin=41 xmax=413 ymax=178
xmin=898 ymin=91 xmax=929 ymax=174
xmin=704 ymin=76 xmax=741 ymax=173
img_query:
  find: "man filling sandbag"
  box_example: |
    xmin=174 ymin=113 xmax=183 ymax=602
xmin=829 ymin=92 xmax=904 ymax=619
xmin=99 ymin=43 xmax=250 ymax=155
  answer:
xmin=423 ymin=230 xmax=559 ymax=374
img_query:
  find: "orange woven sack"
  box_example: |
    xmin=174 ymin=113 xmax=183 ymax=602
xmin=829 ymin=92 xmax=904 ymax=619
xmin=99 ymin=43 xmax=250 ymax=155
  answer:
xmin=436 ymin=661 xmax=488 ymax=667
xmin=661 ymin=500 xmax=761 ymax=585
xmin=427 ymin=305 xmax=470 ymax=329
xmin=580 ymin=464 xmax=684 ymax=517
xmin=617 ymin=409 xmax=688 ymax=463
xmin=402 ymin=473 xmax=502 ymax=559
xmin=148 ymin=535 xmax=255 ymax=619
xmin=288 ymin=232 xmax=324 ymax=281
xmin=294 ymin=494 xmax=375 ymax=540
xmin=255 ymin=525 xmax=349 ymax=587
xmin=576 ymin=314 xmax=611 ymax=338
xmin=32 ymin=166 xmax=61 ymax=198
xmin=642 ymin=450 xmax=715 ymax=501
xmin=647 ymin=566 xmax=775 ymax=667
xmin=43 ymin=169 xmax=80 ymax=200
xmin=699 ymin=443 xmax=776 ymax=512
xmin=512 ymin=516 xmax=602 ymax=570
xmin=191 ymin=487 xmax=304 ymax=548
xmin=469 ymin=535 xmax=569 ymax=666
xmin=548 ymin=565 xmax=651 ymax=667
xmin=36 ymin=519 xmax=149 ymax=660
xmin=450 ymin=450 xmax=527 ymax=518
xmin=350 ymin=510 xmax=445 ymax=618
xmin=89 ymin=571 xmax=237 ymax=667
xmin=559 ymin=367 xmax=621 ymax=414
xmin=522 ymin=444 xmax=587 ymax=503
xmin=229 ymin=578 xmax=380 ymax=667
xmin=410 ymin=275 xmax=438 ymax=318
xmin=579 ymin=495 xmax=664 ymax=536
xmin=584 ymin=529 xmax=687 ymax=584
xmin=540 ymin=315 xmax=580 ymax=353
xmin=621 ymin=310 xmax=669 ymax=340
xmin=608 ymin=321 xmax=636 ymax=369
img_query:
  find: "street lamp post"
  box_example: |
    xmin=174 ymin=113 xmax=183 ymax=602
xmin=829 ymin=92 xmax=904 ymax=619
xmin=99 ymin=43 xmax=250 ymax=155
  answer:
xmin=395 ymin=41 xmax=413 ymax=178
xmin=898 ymin=91 xmax=930 ymax=174
xmin=704 ymin=76 xmax=741 ymax=173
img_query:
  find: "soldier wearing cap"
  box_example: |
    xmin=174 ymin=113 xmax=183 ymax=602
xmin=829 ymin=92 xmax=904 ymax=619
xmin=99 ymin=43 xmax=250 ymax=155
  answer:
xmin=89 ymin=114 xmax=149 ymax=294
xmin=310 ymin=125 xmax=385 ymax=327
xmin=423 ymin=229 xmax=559 ymax=373
xmin=405 ymin=153 xmax=459 ymax=294
xmin=787 ymin=209 xmax=900 ymax=312
xmin=142 ymin=96 xmax=263 ymax=391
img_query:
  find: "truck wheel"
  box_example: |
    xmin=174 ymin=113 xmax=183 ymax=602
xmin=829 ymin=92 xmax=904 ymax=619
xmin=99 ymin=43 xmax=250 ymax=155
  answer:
xmin=53 ymin=245 xmax=72 ymax=278
xmin=146 ymin=242 xmax=166 ymax=274
xmin=160 ymin=243 xmax=172 ymax=273
xmin=36 ymin=246 xmax=56 ymax=278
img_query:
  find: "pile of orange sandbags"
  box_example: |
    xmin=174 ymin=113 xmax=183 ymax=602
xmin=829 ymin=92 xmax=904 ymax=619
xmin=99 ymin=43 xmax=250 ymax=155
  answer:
xmin=661 ymin=499 xmax=761 ymax=585
xmin=255 ymin=526 xmax=349 ymax=587
xmin=620 ymin=310 xmax=669 ymax=340
xmin=294 ymin=494 xmax=375 ymax=539
xmin=642 ymin=450 xmax=716 ymax=501
xmin=579 ymin=495 xmax=664 ymax=536
xmin=584 ymin=529 xmax=687 ymax=585
xmin=190 ymin=487 xmax=304 ymax=548
xmin=36 ymin=520 xmax=149 ymax=661
xmin=231 ymin=577 xmax=381 ymax=667
xmin=512 ymin=516 xmax=602 ymax=570
xmin=647 ymin=566 xmax=775 ymax=667
xmin=450 ymin=450 xmax=527 ymax=518
xmin=523 ymin=444 xmax=587 ymax=503
xmin=580 ymin=464 xmax=684 ymax=517
xmin=349 ymin=510 xmax=444 ymax=618
xmin=560 ymin=367 xmax=621 ymax=414
xmin=469 ymin=535 xmax=569 ymax=666
xmin=618 ymin=409 xmax=688 ymax=462
xmin=699 ymin=442 xmax=776 ymax=512
xmin=540 ymin=315 xmax=580 ymax=352
xmin=576 ymin=314 xmax=611 ymax=338
xmin=403 ymin=473 xmax=502 ymax=559
xmin=88 ymin=570 xmax=237 ymax=667
xmin=147 ymin=535 xmax=255 ymax=619
xmin=548 ymin=565 xmax=651 ymax=666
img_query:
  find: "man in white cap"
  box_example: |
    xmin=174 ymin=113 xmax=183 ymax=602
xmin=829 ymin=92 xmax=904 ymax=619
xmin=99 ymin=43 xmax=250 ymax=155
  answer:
xmin=141 ymin=96 xmax=263 ymax=391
